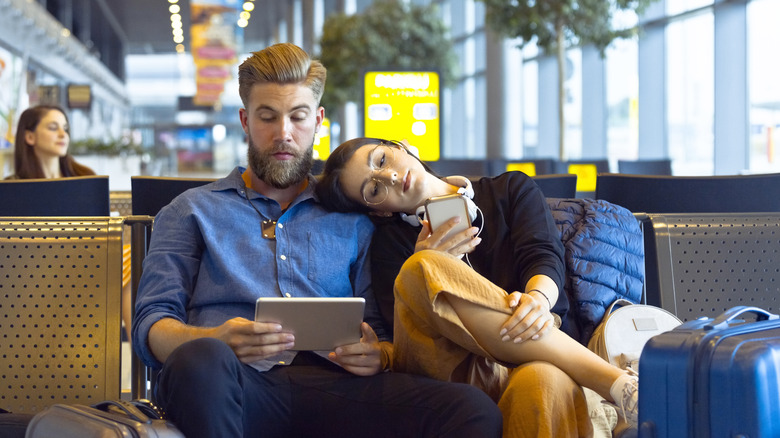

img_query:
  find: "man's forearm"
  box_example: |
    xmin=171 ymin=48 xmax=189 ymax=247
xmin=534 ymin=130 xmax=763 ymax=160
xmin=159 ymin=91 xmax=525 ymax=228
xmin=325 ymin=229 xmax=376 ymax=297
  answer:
xmin=148 ymin=317 xmax=219 ymax=363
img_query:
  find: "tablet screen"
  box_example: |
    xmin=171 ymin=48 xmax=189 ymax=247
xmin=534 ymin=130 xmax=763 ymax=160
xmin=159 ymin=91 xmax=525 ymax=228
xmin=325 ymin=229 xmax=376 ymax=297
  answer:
xmin=254 ymin=297 xmax=365 ymax=351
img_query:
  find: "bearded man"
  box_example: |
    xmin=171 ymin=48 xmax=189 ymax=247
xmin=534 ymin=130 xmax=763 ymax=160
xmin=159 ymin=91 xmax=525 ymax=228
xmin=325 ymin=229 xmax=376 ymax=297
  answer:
xmin=132 ymin=42 xmax=502 ymax=438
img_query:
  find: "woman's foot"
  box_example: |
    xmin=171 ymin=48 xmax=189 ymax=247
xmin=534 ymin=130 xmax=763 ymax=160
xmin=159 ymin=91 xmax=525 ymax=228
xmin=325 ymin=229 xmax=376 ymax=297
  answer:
xmin=609 ymin=370 xmax=638 ymax=428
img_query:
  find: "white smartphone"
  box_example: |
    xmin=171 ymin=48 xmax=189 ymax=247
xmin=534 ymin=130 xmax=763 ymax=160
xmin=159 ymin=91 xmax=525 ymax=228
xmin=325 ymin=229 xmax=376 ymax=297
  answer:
xmin=424 ymin=194 xmax=471 ymax=241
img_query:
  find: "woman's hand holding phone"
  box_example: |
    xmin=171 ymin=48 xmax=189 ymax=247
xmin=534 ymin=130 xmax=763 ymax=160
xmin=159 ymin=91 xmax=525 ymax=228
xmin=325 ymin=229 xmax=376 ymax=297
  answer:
xmin=414 ymin=218 xmax=481 ymax=257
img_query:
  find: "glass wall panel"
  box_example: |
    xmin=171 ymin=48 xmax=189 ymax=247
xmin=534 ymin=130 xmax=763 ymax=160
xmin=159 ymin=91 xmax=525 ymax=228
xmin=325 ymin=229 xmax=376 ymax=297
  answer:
xmin=474 ymin=74 xmax=486 ymax=157
xmin=748 ymin=0 xmax=780 ymax=173
xmin=564 ymin=48 xmax=582 ymax=159
xmin=449 ymin=0 xmax=467 ymax=38
xmin=474 ymin=31 xmax=486 ymax=73
xmin=522 ymin=60 xmax=539 ymax=154
xmin=667 ymin=0 xmax=714 ymax=15
xmin=666 ymin=12 xmax=714 ymax=175
xmin=606 ymin=38 xmax=639 ymax=161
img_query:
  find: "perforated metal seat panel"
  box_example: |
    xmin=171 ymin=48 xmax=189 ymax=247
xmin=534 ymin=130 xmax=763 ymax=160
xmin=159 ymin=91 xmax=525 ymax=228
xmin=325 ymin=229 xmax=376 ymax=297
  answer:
xmin=0 ymin=217 xmax=124 ymax=413
xmin=643 ymin=213 xmax=780 ymax=322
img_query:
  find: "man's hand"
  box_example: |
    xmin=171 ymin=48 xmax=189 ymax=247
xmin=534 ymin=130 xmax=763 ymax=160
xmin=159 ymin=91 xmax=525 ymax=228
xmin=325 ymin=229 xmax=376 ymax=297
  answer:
xmin=498 ymin=291 xmax=555 ymax=343
xmin=414 ymin=219 xmax=480 ymax=257
xmin=214 ymin=317 xmax=296 ymax=364
xmin=328 ymin=322 xmax=383 ymax=376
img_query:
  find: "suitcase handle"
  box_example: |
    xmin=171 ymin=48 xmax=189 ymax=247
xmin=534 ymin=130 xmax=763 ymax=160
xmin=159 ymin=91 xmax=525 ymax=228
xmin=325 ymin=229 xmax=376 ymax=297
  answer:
xmin=92 ymin=399 xmax=152 ymax=424
xmin=704 ymin=306 xmax=779 ymax=330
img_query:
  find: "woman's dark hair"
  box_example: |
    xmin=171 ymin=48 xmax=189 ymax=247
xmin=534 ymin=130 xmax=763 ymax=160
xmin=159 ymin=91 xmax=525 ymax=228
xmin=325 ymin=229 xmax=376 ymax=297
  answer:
xmin=13 ymin=105 xmax=94 ymax=179
xmin=316 ymin=137 xmax=438 ymax=213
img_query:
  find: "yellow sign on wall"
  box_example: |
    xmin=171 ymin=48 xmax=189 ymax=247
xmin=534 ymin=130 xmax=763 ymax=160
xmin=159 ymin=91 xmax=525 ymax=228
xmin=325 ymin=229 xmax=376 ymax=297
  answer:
xmin=314 ymin=117 xmax=331 ymax=160
xmin=364 ymin=71 xmax=440 ymax=161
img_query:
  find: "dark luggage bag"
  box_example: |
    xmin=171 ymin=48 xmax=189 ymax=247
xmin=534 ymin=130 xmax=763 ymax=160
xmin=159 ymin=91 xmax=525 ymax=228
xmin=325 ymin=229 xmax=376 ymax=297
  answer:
xmin=638 ymin=306 xmax=780 ymax=438
xmin=25 ymin=399 xmax=183 ymax=438
xmin=0 ymin=408 xmax=33 ymax=438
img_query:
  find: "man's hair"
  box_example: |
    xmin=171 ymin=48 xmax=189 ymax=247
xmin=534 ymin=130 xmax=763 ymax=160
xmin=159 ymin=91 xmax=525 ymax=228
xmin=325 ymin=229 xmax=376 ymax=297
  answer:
xmin=238 ymin=43 xmax=326 ymax=107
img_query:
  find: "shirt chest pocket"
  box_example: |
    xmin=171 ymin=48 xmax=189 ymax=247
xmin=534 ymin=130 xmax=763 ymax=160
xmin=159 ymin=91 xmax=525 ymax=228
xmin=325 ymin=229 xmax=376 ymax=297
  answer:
xmin=307 ymin=230 xmax=356 ymax=294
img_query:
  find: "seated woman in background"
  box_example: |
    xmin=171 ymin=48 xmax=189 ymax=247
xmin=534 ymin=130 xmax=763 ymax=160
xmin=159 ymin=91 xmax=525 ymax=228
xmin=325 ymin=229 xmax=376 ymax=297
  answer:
xmin=7 ymin=104 xmax=94 ymax=179
xmin=7 ymin=105 xmax=132 ymax=343
xmin=316 ymin=138 xmax=639 ymax=438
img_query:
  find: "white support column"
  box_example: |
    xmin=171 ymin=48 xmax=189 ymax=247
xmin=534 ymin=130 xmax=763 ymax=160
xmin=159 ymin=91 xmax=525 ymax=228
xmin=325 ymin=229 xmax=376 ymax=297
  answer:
xmin=504 ymin=39 xmax=524 ymax=159
xmin=485 ymin=29 xmax=505 ymax=160
xmin=713 ymin=0 xmax=748 ymax=174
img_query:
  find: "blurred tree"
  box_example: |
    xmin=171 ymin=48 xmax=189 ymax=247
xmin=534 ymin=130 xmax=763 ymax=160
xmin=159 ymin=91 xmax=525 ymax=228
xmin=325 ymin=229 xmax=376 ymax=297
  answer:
xmin=318 ymin=0 xmax=457 ymax=125
xmin=69 ymin=137 xmax=143 ymax=157
xmin=478 ymin=0 xmax=659 ymax=159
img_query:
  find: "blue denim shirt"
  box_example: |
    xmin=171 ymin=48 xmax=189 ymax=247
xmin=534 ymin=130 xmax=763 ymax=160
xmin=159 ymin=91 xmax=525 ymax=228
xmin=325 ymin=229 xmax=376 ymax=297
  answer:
xmin=132 ymin=167 xmax=383 ymax=371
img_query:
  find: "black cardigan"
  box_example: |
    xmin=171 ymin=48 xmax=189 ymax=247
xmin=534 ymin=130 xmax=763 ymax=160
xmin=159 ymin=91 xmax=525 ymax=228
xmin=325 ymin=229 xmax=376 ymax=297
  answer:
xmin=370 ymin=171 xmax=568 ymax=338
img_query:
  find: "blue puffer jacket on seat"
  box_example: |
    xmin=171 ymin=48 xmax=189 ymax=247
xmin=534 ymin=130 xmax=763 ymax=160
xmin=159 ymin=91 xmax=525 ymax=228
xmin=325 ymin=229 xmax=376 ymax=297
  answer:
xmin=546 ymin=198 xmax=645 ymax=345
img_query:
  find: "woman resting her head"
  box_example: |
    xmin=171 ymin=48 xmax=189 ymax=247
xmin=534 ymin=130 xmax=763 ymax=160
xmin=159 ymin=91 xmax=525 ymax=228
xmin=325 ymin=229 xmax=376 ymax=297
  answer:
xmin=317 ymin=137 xmax=639 ymax=437
xmin=7 ymin=104 xmax=94 ymax=179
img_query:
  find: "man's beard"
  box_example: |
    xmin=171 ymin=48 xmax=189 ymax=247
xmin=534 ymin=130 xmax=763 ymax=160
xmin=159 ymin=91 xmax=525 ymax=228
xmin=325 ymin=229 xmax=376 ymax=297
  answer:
xmin=247 ymin=135 xmax=314 ymax=189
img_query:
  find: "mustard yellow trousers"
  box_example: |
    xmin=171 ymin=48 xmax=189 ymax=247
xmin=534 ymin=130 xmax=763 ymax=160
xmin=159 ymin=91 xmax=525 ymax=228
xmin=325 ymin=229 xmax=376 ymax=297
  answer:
xmin=393 ymin=250 xmax=594 ymax=438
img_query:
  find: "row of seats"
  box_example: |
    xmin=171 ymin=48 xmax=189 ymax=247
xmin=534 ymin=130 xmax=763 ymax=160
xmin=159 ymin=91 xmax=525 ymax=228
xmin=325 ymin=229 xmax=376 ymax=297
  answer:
xmin=2 ymin=173 xmax=780 ymax=415
xmin=425 ymin=158 xmax=673 ymax=179
xmin=15 ymin=167 xmax=777 ymax=218
xmin=595 ymin=172 xmax=780 ymax=213
xmin=427 ymin=158 xmax=672 ymax=195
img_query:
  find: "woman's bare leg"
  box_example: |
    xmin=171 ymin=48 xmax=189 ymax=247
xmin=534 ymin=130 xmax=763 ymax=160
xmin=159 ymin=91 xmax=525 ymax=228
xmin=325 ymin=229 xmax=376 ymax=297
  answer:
xmin=446 ymin=294 xmax=625 ymax=402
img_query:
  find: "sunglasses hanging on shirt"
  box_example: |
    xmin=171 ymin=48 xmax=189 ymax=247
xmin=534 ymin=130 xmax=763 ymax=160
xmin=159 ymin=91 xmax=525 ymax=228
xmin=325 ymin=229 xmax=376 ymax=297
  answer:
xmin=260 ymin=220 xmax=276 ymax=239
xmin=243 ymin=186 xmax=277 ymax=240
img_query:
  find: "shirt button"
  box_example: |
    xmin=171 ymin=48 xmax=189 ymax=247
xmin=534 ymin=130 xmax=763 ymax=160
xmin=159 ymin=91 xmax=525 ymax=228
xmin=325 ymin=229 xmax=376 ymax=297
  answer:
xmin=280 ymin=255 xmax=287 ymax=261
xmin=285 ymin=292 xmax=292 ymax=298
xmin=278 ymin=223 xmax=284 ymax=229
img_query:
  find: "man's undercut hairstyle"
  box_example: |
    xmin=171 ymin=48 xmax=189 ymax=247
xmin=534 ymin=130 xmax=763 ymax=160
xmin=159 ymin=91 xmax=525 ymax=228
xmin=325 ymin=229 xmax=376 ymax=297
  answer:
xmin=238 ymin=42 xmax=327 ymax=107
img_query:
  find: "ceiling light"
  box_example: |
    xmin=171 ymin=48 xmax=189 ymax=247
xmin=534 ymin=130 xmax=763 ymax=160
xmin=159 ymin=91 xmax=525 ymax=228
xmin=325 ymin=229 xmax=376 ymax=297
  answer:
xmin=169 ymin=4 xmax=180 ymax=14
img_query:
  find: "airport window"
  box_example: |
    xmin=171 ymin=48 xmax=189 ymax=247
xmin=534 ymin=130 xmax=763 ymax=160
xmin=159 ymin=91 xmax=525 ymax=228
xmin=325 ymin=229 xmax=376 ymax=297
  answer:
xmin=666 ymin=11 xmax=714 ymax=175
xmin=563 ymin=48 xmax=582 ymax=159
xmin=748 ymin=0 xmax=780 ymax=173
xmin=667 ymin=0 xmax=715 ymax=15
xmin=606 ymin=38 xmax=640 ymax=162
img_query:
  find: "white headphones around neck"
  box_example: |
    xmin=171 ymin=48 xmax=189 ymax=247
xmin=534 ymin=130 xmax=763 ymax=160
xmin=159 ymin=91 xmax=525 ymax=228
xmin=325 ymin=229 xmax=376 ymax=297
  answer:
xmin=401 ymin=176 xmax=480 ymax=227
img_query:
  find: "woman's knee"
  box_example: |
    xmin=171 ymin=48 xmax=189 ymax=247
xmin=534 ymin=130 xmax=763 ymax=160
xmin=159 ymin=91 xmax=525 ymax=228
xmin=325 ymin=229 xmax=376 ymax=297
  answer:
xmin=395 ymin=250 xmax=460 ymax=296
xmin=402 ymin=249 xmax=458 ymax=272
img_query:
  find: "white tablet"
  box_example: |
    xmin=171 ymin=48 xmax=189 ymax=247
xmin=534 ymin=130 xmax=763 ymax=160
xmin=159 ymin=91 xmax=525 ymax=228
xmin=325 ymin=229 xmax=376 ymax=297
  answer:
xmin=254 ymin=297 xmax=365 ymax=351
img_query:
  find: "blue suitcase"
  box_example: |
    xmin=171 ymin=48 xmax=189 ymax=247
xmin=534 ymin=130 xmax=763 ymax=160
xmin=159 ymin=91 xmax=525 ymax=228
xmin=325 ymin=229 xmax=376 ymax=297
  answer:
xmin=638 ymin=306 xmax=780 ymax=438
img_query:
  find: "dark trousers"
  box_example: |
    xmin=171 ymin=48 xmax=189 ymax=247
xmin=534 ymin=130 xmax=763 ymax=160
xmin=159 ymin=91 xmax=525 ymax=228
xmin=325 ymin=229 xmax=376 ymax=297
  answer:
xmin=156 ymin=338 xmax=502 ymax=438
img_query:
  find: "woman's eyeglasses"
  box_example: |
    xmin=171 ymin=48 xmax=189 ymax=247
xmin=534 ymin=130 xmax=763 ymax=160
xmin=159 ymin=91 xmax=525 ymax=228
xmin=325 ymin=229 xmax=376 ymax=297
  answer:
xmin=362 ymin=140 xmax=405 ymax=206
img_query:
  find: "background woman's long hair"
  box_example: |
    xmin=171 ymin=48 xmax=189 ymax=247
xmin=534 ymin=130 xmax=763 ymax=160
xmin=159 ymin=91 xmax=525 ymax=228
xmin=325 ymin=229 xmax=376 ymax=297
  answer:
xmin=12 ymin=105 xmax=94 ymax=179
